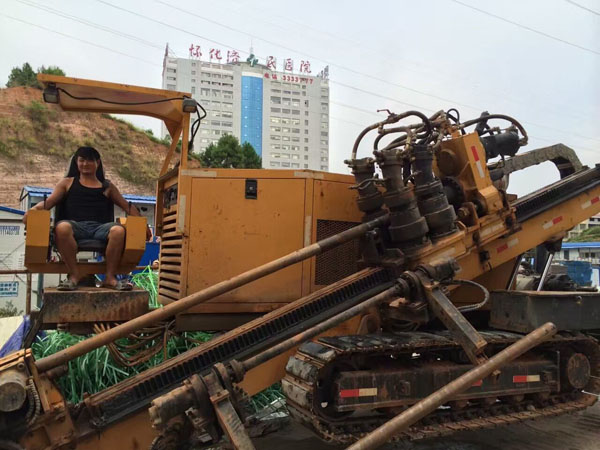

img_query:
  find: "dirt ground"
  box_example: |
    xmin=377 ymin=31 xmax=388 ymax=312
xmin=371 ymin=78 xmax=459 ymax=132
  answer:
xmin=254 ymin=401 xmax=600 ymax=450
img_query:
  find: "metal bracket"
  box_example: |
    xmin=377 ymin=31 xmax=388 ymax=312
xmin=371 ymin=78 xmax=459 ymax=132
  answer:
xmin=424 ymin=285 xmax=488 ymax=365
xmin=204 ymin=372 xmax=255 ymax=450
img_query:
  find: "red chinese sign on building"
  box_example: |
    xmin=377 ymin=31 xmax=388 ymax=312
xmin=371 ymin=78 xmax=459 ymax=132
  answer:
xmin=187 ymin=45 xmax=325 ymax=81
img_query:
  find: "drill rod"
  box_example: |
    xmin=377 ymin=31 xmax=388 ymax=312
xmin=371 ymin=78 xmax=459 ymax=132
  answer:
xmin=346 ymin=322 xmax=557 ymax=450
xmin=36 ymin=215 xmax=389 ymax=373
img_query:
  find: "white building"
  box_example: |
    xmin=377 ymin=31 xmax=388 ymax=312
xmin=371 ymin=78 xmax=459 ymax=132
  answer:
xmin=161 ymin=52 xmax=330 ymax=171
xmin=0 ymin=206 xmax=28 ymax=313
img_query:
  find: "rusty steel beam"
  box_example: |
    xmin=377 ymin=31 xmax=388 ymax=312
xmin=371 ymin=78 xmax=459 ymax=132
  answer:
xmin=346 ymin=322 xmax=557 ymax=450
xmin=35 ymin=215 xmax=389 ymax=373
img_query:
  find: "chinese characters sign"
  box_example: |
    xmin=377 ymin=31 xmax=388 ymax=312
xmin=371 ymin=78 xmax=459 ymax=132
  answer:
xmin=188 ymin=44 xmax=328 ymax=79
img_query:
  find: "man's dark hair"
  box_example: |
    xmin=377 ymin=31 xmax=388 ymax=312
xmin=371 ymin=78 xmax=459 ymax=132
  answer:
xmin=66 ymin=146 xmax=106 ymax=182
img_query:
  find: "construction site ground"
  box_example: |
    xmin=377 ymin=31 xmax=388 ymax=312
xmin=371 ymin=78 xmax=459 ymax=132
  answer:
xmin=255 ymin=401 xmax=600 ymax=450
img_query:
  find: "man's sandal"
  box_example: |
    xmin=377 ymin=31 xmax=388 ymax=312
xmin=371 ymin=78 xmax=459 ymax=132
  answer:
xmin=57 ymin=279 xmax=77 ymax=291
xmin=101 ymin=280 xmax=133 ymax=291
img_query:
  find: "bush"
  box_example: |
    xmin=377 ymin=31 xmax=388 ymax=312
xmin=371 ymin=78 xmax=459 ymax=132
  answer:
xmin=25 ymin=100 xmax=49 ymax=129
xmin=0 ymin=300 xmax=23 ymax=318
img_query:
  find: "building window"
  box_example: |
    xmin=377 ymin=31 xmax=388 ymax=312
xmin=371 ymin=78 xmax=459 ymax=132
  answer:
xmin=292 ymin=110 xmax=300 ymax=115
xmin=271 ymin=117 xmax=281 ymax=124
xmin=166 ymin=84 xmax=176 ymax=90
xmin=271 ymin=126 xmax=281 ymax=132
xmin=271 ymin=107 xmax=281 ymax=113
xmin=211 ymin=120 xmax=220 ymax=126
xmin=281 ymin=118 xmax=290 ymax=125
xmin=282 ymin=127 xmax=290 ymax=133
xmin=282 ymin=162 xmax=290 ymax=167
xmin=321 ymin=123 xmax=328 ymax=129
xmin=191 ymin=87 xmax=195 ymax=94
xmin=320 ymin=139 xmax=328 ymax=145
xmin=321 ymin=103 xmax=328 ymax=111
xmin=272 ymin=89 xmax=281 ymax=94
xmin=271 ymin=135 xmax=281 ymax=141
xmin=304 ymin=138 xmax=308 ymax=143
xmin=223 ymin=102 xmax=233 ymax=109
xmin=304 ymin=155 xmax=309 ymax=160
xmin=271 ymin=153 xmax=280 ymax=158
xmin=291 ymin=163 xmax=300 ymax=168
xmin=321 ymin=166 xmax=328 ymax=170
xmin=291 ymin=154 xmax=299 ymax=160
xmin=192 ymin=62 xmax=196 ymax=67
xmin=292 ymin=137 xmax=299 ymax=142
xmin=271 ymin=96 xmax=281 ymax=104
xmin=321 ymin=131 xmax=328 ymax=137
xmin=282 ymin=108 xmax=290 ymax=114
xmin=271 ymin=144 xmax=281 ymax=150
xmin=167 ymin=76 xmax=176 ymax=81
xmin=321 ymin=157 xmax=328 ymax=162
xmin=282 ymin=136 xmax=290 ymax=141
xmin=304 ymin=164 xmax=308 ymax=168
xmin=167 ymin=68 xmax=176 ymax=73
xmin=270 ymin=161 xmax=281 ymax=167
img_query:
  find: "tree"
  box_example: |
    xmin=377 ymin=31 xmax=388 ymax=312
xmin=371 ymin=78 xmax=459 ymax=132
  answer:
xmin=6 ymin=63 xmax=37 ymax=88
xmin=200 ymin=135 xmax=262 ymax=168
xmin=6 ymin=63 xmax=66 ymax=88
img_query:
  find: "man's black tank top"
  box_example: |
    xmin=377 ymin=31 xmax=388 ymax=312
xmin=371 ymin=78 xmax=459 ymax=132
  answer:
xmin=62 ymin=177 xmax=113 ymax=223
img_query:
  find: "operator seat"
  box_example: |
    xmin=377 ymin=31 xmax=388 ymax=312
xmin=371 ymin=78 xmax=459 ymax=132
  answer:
xmin=24 ymin=197 xmax=147 ymax=276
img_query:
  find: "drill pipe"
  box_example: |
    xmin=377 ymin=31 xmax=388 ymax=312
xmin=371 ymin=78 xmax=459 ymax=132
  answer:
xmin=36 ymin=215 xmax=389 ymax=373
xmin=346 ymin=322 xmax=557 ymax=450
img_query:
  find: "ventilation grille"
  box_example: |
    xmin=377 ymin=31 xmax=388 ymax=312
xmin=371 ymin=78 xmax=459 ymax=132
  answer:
xmin=315 ymin=219 xmax=361 ymax=285
xmin=158 ymin=209 xmax=182 ymax=302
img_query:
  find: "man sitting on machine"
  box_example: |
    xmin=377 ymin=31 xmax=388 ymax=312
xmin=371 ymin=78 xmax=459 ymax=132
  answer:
xmin=23 ymin=146 xmax=149 ymax=291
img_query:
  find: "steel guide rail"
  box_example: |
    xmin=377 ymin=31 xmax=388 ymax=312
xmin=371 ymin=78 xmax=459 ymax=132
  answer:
xmin=84 ymin=268 xmax=394 ymax=427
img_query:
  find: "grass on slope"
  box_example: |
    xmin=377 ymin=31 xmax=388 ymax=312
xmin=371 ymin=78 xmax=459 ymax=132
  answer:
xmin=0 ymin=96 xmax=168 ymax=187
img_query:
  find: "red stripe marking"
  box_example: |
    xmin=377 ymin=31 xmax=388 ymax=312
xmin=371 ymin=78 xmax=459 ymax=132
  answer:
xmin=513 ymin=375 xmax=528 ymax=383
xmin=496 ymin=243 xmax=509 ymax=253
xmin=339 ymin=389 xmax=360 ymax=398
xmin=592 ymin=197 xmax=600 ymax=205
xmin=472 ymin=380 xmax=483 ymax=387
xmin=552 ymin=216 xmax=563 ymax=225
xmin=471 ymin=146 xmax=480 ymax=162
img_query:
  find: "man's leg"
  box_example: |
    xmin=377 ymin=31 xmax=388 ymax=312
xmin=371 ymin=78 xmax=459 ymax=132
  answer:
xmin=104 ymin=225 xmax=126 ymax=287
xmin=54 ymin=221 xmax=81 ymax=284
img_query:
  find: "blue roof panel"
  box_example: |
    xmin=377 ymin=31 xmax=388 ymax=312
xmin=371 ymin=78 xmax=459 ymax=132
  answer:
xmin=0 ymin=206 xmax=25 ymax=215
xmin=562 ymin=242 xmax=600 ymax=249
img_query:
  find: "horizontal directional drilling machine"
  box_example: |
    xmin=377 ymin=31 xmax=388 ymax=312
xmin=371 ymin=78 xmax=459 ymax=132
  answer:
xmin=0 ymin=75 xmax=599 ymax=450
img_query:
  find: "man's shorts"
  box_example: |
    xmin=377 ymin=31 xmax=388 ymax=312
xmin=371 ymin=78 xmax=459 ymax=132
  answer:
xmin=57 ymin=220 xmax=122 ymax=244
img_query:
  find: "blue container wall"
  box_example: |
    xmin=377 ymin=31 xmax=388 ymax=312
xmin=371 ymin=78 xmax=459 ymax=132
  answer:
xmin=241 ymin=76 xmax=263 ymax=156
xmin=560 ymin=260 xmax=593 ymax=286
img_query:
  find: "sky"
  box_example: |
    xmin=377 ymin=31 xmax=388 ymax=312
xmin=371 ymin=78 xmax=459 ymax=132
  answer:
xmin=1 ymin=0 xmax=599 ymax=196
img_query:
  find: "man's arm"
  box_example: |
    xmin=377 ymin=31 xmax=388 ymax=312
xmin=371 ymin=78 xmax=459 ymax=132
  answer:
xmin=107 ymin=182 xmax=141 ymax=216
xmin=23 ymin=178 xmax=70 ymax=224
xmin=107 ymin=182 xmax=152 ymax=240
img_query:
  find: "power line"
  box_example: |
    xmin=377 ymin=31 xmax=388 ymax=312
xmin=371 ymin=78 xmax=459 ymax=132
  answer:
xmin=151 ymin=0 xmax=485 ymax=113
xmin=565 ymin=0 xmax=600 ymax=16
xmin=4 ymin=6 xmax=599 ymax=150
xmin=15 ymin=0 xmax=164 ymax=51
xmin=153 ymin=0 xmax=600 ymax=144
xmin=450 ymin=0 xmax=600 ymax=56
xmin=0 ymin=13 xmax=161 ymax=67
